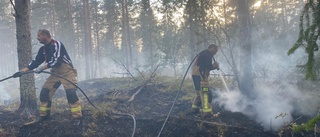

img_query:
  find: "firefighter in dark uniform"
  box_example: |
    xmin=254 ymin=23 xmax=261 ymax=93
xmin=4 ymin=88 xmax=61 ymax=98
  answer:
xmin=191 ymin=44 xmax=219 ymax=115
xmin=13 ymin=29 xmax=82 ymax=125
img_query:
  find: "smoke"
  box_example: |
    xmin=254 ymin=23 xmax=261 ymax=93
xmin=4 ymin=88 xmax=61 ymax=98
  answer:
xmin=209 ymin=4 xmax=320 ymax=131
xmin=0 ymin=84 xmax=10 ymax=103
xmin=214 ymin=80 xmax=320 ymax=131
xmin=214 ymin=34 xmax=317 ymax=130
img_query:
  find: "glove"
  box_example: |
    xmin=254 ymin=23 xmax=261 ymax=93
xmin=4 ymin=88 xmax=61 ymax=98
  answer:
xmin=213 ymin=62 xmax=220 ymax=70
xmin=12 ymin=71 xmax=24 ymax=78
xmin=34 ymin=66 xmax=44 ymax=74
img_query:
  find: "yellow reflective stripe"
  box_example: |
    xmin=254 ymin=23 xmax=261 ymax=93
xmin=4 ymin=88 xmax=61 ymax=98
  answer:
xmin=71 ymin=106 xmax=81 ymax=112
xmin=202 ymin=108 xmax=212 ymax=113
xmin=203 ymin=93 xmax=208 ymax=109
xmin=192 ymin=104 xmax=200 ymax=109
xmin=202 ymin=87 xmax=208 ymax=92
xmin=40 ymin=107 xmax=50 ymax=111
xmin=202 ymin=91 xmax=212 ymax=113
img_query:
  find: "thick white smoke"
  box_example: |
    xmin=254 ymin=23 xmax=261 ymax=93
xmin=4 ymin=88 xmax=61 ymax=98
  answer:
xmin=214 ymin=80 xmax=320 ymax=131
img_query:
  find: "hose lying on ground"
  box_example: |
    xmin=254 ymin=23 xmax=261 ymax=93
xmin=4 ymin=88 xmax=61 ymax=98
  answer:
xmin=113 ymin=112 xmax=136 ymax=137
xmin=157 ymin=54 xmax=199 ymax=137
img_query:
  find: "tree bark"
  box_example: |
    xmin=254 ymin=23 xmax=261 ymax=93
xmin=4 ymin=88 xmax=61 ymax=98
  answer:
xmin=14 ymin=0 xmax=37 ymax=115
xmin=237 ymin=0 xmax=254 ymax=99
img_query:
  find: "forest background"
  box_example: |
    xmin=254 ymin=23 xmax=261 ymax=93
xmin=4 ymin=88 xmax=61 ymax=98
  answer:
xmin=0 ymin=0 xmax=320 ymax=132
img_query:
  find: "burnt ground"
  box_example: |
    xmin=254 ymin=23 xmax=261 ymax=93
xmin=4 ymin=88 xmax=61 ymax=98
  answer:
xmin=0 ymin=77 xmax=316 ymax=137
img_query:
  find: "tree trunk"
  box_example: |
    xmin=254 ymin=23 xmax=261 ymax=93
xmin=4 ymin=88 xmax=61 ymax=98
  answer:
xmin=105 ymin=0 xmax=116 ymax=54
xmin=237 ymin=0 xmax=254 ymax=99
xmin=186 ymin=0 xmax=197 ymax=62
xmin=14 ymin=0 xmax=37 ymax=115
xmin=121 ymin=0 xmax=131 ymax=71
xmin=94 ymin=0 xmax=100 ymax=77
xmin=200 ymin=0 xmax=207 ymax=49
xmin=83 ymin=0 xmax=93 ymax=79
xmin=148 ymin=0 xmax=153 ymax=69
xmin=50 ymin=0 xmax=56 ymax=37
xmin=281 ymin=0 xmax=288 ymax=34
xmin=125 ymin=0 xmax=132 ymax=70
xmin=223 ymin=0 xmax=227 ymax=26
xmin=67 ymin=0 xmax=76 ymax=63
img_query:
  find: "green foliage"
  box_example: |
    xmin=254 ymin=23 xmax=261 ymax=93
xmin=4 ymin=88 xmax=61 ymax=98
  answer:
xmin=292 ymin=115 xmax=320 ymax=132
xmin=288 ymin=0 xmax=320 ymax=80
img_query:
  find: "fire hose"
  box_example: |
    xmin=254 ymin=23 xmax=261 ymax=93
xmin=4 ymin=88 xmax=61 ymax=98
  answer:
xmin=0 ymin=70 xmax=97 ymax=109
xmin=1 ymin=70 xmax=137 ymax=136
xmin=157 ymin=54 xmax=199 ymax=137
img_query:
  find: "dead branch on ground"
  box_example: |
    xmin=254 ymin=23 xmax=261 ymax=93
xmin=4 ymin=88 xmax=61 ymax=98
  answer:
xmin=127 ymin=65 xmax=159 ymax=102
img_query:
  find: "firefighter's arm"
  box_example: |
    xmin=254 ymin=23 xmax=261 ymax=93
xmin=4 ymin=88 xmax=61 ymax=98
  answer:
xmin=34 ymin=63 xmax=48 ymax=73
xmin=213 ymin=61 xmax=219 ymax=70
xmin=27 ymin=47 xmax=45 ymax=70
xmin=21 ymin=68 xmax=30 ymax=72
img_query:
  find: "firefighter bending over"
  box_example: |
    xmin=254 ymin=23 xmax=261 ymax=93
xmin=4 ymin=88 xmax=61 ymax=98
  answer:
xmin=13 ymin=29 xmax=82 ymax=125
xmin=191 ymin=44 xmax=219 ymax=116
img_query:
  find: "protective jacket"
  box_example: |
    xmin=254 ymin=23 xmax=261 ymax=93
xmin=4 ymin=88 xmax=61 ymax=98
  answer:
xmin=27 ymin=39 xmax=73 ymax=70
xmin=192 ymin=49 xmax=215 ymax=76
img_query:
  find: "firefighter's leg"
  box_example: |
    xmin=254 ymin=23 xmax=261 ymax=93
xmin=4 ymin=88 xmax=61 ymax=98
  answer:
xmin=208 ymin=89 xmax=213 ymax=104
xmin=65 ymin=88 xmax=82 ymax=118
xmin=40 ymin=76 xmax=61 ymax=118
xmin=200 ymin=81 xmax=212 ymax=113
xmin=192 ymin=75 xmax=201 ymax=111
xmin=192 ymin=91 xmax=201 ymax=110
xmin=61 ymin=66 xmax=82 ymax=118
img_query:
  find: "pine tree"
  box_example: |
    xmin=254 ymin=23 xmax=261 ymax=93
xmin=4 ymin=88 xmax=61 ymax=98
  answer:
xmin=288 ymin=0 xmax=320 ymax=80
xmin=14 ymin=0 xmax=37 ymax=115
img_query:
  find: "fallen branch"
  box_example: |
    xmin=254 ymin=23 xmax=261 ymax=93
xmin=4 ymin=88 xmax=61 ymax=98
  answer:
xmin=127 ymin=65 xmax=159 ymax=102
xmin=127 ymin=86 xmax=144 ymax=102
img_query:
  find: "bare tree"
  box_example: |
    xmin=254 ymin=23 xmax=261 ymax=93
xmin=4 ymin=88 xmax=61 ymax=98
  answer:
xmin=14 ymin=0 xmax=37 ymax=115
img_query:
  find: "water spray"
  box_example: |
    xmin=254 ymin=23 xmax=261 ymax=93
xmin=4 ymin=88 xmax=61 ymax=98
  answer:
xmin=218 ymin=70 xmax=230 ymax=93
xmin=212 ymin=57 xmax=229 ymax=92
xmin=213 ymin=57 xmax=237 ymax=110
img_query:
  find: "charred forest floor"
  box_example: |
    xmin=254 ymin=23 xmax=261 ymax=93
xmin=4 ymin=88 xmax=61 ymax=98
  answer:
xmin=0 ymin=76 xmax=316 ymax=137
